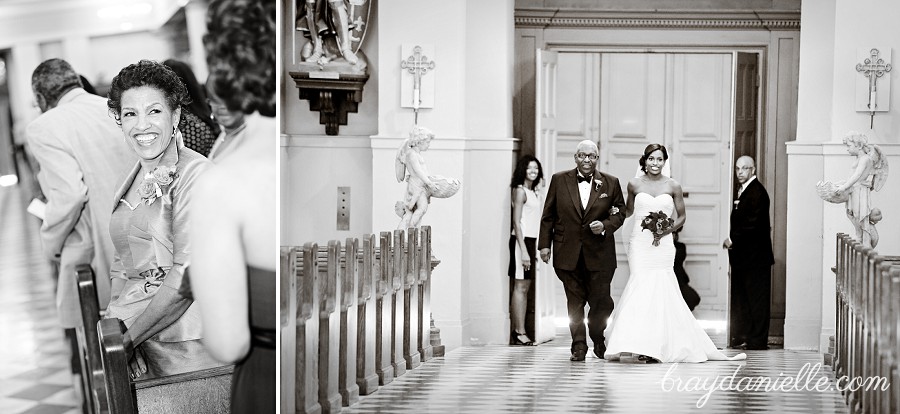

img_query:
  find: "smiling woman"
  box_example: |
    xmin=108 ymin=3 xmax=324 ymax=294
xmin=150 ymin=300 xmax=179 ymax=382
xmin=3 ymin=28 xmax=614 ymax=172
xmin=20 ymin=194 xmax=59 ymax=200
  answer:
xmin=101 ymin=59 xmax=221 ymax=379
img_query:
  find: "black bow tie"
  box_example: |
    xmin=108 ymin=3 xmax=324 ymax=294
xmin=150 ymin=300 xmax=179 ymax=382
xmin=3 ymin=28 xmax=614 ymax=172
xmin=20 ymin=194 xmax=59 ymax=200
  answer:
xmin=577 ymin=174 xmax=592 ymax=183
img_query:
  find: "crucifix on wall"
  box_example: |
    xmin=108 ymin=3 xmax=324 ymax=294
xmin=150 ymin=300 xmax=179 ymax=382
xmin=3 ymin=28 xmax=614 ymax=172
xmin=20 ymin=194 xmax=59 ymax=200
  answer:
xmin=855 ymin=47 xmax=892 ymax=128
xmin=400 ymin=44 xmax=436 ymax=124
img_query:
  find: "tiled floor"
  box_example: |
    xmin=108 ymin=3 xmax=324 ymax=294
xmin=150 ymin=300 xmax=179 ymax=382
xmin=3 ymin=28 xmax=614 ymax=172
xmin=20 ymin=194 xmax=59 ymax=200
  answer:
xmin=0 ymin=185 xmax=80 ymax=414
xmin=347 ymin=337 xmax=854 ymax=413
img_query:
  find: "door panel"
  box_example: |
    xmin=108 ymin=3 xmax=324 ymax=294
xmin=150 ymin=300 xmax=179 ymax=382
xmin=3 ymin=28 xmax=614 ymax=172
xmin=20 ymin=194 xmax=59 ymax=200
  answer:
xmin=670 ymin=53 xmax=733 ymax=319
xmin=533 ymin=48 xmax=558 ymax=343
xmin=552 ymin=52 xmax=733 ymax=321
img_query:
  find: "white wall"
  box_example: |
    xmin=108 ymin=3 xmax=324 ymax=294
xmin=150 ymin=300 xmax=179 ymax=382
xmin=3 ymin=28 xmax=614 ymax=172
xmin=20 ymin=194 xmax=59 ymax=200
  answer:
xmin=787 ymin=0 xmax=900 ymax=351
xmin=371 ymin=0 xmax=517 ymax=350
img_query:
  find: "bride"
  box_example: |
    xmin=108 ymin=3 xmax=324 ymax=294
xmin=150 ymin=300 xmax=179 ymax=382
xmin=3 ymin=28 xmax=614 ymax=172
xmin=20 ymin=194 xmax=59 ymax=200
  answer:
xmin=604 ymin=144 xmax=746 ymax=363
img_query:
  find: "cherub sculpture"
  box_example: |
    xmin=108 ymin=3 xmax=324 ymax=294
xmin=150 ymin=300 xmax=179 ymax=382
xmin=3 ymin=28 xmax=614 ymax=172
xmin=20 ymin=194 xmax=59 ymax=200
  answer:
xmin=394 ymin=126 xmax=460 ymax=230
xmin=817 ymin=131 xmax=889 ymax=248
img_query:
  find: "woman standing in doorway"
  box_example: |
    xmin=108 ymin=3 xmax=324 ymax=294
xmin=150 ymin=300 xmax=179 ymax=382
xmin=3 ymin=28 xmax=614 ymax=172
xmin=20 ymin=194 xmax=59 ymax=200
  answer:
xmin=508 ymin=155 xmax=543 ymax=346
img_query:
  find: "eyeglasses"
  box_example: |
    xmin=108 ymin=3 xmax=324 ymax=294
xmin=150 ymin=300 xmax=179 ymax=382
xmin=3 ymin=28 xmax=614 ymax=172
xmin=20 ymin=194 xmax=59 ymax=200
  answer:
xmin=575 ymin=153 xmax=599 ymax=161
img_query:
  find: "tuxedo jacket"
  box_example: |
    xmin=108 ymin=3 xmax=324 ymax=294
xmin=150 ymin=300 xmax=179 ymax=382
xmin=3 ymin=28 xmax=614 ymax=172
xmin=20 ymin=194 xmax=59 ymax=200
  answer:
xmin=26 ymin=88 xmax=137 ymax=327
xmin=538 ymin=169 xmax=626 ymax=271
xmin=728 ymin=178 xmax=775 ymax=268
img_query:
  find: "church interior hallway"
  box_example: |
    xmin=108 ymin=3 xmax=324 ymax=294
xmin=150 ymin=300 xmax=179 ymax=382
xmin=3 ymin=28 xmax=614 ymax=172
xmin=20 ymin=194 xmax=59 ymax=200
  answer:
xmin=347 ymin=337 xmax=850 ymax=413
xmin=0 ymin=181 xmax=854 ymax=414
xmin=0 ymin=185 xmax=80 ymax=414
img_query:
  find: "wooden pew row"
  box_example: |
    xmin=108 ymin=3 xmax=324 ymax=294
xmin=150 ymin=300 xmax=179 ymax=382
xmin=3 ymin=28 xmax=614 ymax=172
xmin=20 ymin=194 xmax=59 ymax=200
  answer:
xmin=77 ymin=265 xmax=235 ymax=413
xmin=74 ymin=265 xmax=107 ymax=414
xmin=96 ymin=318 xmax=233 ymax=413
xmin=833 ymin=233 xmax=900 ymax=414
xmin=283 ymin=227 xmax=437 ymax=414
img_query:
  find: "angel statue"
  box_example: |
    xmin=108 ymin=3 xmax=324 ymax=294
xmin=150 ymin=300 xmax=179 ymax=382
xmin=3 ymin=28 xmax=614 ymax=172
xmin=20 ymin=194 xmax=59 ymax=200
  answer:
xmin=394 ymin=126 xmax=461 ymax=230
xmin=816 ymin=131 xmax=889 ymax=248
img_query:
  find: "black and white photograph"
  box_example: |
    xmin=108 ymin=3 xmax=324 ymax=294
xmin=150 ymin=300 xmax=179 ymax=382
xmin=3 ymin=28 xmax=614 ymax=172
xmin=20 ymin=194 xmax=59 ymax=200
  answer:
xmin=2 ymin=0 xmax=899 ymax=413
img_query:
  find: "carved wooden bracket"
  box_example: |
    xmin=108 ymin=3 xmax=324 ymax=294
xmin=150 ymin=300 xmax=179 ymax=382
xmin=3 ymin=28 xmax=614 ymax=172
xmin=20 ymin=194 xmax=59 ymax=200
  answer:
xmin=289 ymin=71 xmax=369 ymax=136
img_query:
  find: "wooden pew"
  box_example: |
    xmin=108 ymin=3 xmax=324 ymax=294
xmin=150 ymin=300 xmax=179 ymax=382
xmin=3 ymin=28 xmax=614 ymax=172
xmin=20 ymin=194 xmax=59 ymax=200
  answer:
xmin=375 ymin=231 xmax=394 ymax=385
xmin=833 ymin=233 xmax=900 ymax=414
xmin=280 ymin=247 xmax=298 ymax=414
xmin=339 ymin=237 xmax=360 ymax=406
xmin=96 ymin=318 xmax=233 ymax=413
xmin=295 ymin=243 xmax=322 ymax=414
xmin=287 ymin=226 xmax=438 ymax=412
xmin=356 ymin=235 xmax=379 ymax=394
xmin=318 ymin=241 xmax=342 ymax=412
xmin=403 ymin=228 xmax=421 ymax=369
xmin=74 ymin=265 xmax=107 ymax=414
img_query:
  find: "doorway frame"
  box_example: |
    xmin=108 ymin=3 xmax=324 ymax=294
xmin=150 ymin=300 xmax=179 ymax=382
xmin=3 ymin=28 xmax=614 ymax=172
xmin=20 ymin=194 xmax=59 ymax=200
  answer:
xmin=515 ymin=13 xmax=799 ymax=343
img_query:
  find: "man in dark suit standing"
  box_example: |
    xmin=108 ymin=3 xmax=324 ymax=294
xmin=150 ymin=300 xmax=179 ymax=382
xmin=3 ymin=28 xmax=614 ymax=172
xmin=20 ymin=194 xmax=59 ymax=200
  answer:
xmin=539 ymin=140 xmax=626 ymax=361
xmin=723 ymin=155 xmax=774 ymax=350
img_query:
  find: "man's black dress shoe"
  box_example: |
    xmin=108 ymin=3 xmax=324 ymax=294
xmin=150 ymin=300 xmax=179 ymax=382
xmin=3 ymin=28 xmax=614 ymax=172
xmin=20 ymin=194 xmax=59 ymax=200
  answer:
xmin=570 ymin=349 xmax=587 ymax=361
xmin=742 ymin=344 xmax=768 ymax=350
xmin=593 ymin=347 xmax=606 ymax=359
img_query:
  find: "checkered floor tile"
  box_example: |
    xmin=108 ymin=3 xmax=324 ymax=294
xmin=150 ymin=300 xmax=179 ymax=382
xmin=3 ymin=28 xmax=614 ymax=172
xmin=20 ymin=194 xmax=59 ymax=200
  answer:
xmin=0 ymin=186 xmax=80 ymax=414
xmin=346 ymin=336 xmax=853 ymax=413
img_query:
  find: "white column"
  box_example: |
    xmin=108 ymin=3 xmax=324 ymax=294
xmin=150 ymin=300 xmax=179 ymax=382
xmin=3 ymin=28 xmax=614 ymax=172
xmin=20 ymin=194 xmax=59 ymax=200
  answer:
xmin=7 ymin=43 xmax=42 ymax=145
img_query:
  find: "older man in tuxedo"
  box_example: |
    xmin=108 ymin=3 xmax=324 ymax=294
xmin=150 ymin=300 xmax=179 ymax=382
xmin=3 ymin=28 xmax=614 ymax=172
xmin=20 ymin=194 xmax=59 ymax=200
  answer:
xmin=539 ymin=140 xmax=626 ymax=361
xmin=27 ymin=59 xmax=135 ymax=330
xmin=723 ymin=155 xmax=774 ymax=350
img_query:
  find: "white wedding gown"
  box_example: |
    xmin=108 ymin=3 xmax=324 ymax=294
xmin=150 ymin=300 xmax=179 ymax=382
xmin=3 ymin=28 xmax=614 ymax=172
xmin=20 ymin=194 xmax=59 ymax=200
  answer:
xmin=604 ymin=193 xmax=746 ymax=362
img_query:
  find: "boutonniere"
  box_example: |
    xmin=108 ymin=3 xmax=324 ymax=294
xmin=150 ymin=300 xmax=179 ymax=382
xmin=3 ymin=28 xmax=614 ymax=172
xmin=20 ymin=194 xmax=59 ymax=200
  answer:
xmin=137 ymin=165 xmax=177 ymax=205
xmin=594 ymin=180 xmax=602 ymax=191
xmin=610 ymin=206 xmax=619 ymax=215
xmin=600 ymin=193 xmax=609 ymax=199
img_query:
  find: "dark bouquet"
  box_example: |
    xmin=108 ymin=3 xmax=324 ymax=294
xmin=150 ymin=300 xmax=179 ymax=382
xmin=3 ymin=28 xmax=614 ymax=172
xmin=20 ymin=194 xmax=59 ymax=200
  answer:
xmin=641 ymin=211 xmax=675 ymax=247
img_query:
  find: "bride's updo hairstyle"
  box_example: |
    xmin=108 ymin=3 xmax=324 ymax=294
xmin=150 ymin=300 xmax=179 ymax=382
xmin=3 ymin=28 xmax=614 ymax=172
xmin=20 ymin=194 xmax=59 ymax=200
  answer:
xmin=639 ymin=143 xmax=669 ymax=173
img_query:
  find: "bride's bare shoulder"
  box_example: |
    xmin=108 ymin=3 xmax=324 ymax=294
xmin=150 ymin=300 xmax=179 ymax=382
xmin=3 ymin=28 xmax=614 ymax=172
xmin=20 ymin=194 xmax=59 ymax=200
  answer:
xmin=666 ymin=177 xmax=684 ymax=192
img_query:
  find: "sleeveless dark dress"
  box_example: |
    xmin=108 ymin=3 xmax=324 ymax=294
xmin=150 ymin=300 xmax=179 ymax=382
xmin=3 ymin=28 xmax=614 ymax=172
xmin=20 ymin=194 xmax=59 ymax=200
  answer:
xmin=231 ymin=265 xmax=276 ymax=413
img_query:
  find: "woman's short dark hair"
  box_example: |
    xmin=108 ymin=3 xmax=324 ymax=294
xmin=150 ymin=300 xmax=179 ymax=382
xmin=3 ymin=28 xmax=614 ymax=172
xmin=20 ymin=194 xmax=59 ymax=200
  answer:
xmin=639 ymin=143 xmax=669 ymax=172
xmin=510 ymin=154 xmax=544 ymax=190
xmin=203 ymin=0 xmax=276 ymax=117
xmin=107 ymin=60 xmax=189 ymax=125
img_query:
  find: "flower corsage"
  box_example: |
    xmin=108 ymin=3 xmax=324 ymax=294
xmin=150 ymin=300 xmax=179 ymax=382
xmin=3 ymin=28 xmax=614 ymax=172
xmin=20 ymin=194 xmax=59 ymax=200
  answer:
xmin=138 ymin=165 xmax=177 ymax=205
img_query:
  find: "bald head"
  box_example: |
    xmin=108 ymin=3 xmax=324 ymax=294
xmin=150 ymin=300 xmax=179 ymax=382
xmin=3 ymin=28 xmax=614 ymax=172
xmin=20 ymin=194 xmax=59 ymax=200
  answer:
xmin=574 ymin=140 xmax=599 ymax=175
xmin=735 ymin=156 xmax=756 ymax=184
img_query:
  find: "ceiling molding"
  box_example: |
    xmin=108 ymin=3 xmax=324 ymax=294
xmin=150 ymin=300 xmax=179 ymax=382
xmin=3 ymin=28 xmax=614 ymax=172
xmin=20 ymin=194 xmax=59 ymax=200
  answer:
xmin=515 ymin=9 xmax=801 ymax=30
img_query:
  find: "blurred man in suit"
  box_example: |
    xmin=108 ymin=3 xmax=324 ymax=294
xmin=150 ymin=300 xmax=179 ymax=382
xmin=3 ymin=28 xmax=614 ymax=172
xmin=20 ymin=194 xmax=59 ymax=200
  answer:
xmin=722 ymin=155 xmax=774 ymax=350
xmin=27 ymin=58 xmax=135 ymax=332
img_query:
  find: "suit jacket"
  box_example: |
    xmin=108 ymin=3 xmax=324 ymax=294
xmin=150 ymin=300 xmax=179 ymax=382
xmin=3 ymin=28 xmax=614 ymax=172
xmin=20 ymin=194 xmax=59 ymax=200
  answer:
xmin=26 ymin=88 xmax=136 ymax=327
xmin=728 ymin=178 xmax=775 ymax=268
xmin=538 ymin=169 xmax=626 ymax=271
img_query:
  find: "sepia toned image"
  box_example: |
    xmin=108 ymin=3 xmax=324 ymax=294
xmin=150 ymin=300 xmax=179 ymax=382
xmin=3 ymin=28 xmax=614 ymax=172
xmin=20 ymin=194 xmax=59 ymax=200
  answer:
xmin=0 ymin=0 xmax=275 ymax=413
xmin=282 ymin=0 xmax=897 ymax=413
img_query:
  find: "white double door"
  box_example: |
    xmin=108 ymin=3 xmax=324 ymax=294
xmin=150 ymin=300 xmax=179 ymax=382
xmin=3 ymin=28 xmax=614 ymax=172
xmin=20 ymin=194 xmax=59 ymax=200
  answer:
xmin=536 ymin=51 xmax=735 ymax=324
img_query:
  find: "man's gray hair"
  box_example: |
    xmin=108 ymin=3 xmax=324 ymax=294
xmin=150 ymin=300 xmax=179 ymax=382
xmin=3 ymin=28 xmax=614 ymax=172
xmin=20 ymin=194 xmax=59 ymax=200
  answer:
xmin=31 ymin=58 xmax=82 ymax=105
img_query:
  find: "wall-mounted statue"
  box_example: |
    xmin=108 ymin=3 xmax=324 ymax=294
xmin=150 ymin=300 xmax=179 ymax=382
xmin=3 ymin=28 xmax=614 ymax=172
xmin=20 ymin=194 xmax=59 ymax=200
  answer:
xmin=296 ymin=0 xmax=370 ymax=68
xmin=817 ymin=131 xmax=889 ymax=248
xmin=394 ymin=126 xmax=461 ymax=230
